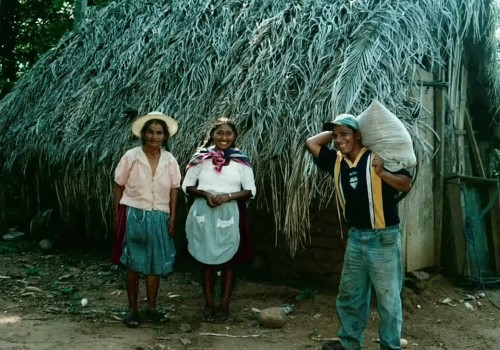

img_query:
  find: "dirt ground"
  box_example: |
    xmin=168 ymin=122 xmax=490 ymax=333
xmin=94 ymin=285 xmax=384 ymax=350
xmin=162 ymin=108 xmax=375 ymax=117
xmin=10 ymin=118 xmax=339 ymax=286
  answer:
xmin=1 ymin=241 xmax=500 ymax=350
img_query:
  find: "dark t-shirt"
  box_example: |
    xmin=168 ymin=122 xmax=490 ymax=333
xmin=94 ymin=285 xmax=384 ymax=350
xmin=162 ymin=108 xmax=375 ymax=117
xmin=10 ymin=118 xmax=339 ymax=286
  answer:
xmin=315 ymin=146 xmax=411 ymax=229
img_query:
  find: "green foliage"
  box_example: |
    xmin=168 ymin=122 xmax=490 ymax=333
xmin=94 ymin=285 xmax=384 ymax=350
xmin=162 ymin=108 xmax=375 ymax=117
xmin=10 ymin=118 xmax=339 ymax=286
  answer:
xmin=0 ymin=0 xmax=110 ymax=98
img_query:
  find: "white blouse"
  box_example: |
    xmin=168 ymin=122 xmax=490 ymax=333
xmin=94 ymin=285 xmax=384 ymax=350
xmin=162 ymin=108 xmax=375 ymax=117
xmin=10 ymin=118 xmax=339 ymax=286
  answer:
xmin=182 ymin=159 xmax=256 ymax=197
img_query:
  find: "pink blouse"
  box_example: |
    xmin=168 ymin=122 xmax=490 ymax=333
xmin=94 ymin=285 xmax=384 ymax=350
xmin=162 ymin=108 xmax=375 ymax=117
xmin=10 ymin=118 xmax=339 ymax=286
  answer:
xmin=114 ymin=147 xmax=181 ymax=213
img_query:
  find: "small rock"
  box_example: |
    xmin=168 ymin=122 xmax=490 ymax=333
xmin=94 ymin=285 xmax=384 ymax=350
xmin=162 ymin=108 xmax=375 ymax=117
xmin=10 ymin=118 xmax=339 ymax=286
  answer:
xmin=410 ymin=270 xmax=429 ymax=280
xmin=258 ymin=307 xmax=287 ymax=328
xmin=39 ymin=239 xmax=54 ymax=252
xmin=464 ymin=302 xmax=475 ymax=311
xmin=80 ymin=298 xmax=88 ymax=307
xmin=441 ymin=298 xmax=457 ymax=306
xmin=179 ymin=338 xmax=191 ymax=346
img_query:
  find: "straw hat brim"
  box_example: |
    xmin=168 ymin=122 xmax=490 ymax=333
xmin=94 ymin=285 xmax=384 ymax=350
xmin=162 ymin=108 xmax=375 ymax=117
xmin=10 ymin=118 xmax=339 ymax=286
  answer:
xmin=131 ymin=112 xmax=178 ymax=137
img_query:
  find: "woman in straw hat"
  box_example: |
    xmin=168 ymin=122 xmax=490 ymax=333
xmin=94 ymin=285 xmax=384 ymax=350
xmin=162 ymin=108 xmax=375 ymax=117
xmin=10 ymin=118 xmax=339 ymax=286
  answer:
xmin=182 ymin=117 xmax=256 ymax=323
xmin=113 ymin=111 xmax=181 ymax=328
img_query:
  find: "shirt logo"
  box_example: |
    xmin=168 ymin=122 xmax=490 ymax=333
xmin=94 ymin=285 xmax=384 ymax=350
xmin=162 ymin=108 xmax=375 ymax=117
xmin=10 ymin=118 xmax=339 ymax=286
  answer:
xmin=349 ymin=171 xmax=358 ymax=189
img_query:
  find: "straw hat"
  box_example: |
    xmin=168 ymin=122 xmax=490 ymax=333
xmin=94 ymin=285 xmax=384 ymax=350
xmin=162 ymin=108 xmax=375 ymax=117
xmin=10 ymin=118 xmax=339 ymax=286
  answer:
xmin=131 ymin=111 xmax=178 ymax=137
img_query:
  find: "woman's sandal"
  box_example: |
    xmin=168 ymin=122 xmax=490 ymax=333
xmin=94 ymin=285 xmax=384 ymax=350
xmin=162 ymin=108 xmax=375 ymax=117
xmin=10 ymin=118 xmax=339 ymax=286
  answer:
xmin=123 ymin=312 xmax=140 ymax=328
xmin=201 ymin=308 xmax=215 ymax=323
xmin=145 ymin=308 xmax=164 ymax=323
xmin=212 ymin=310 xmax=230 ymax=324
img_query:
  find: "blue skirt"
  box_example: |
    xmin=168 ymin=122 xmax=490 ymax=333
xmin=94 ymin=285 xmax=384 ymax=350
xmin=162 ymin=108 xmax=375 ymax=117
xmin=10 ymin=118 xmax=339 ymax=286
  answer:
xmin=120 ymin=207 xmax=176 ymax=276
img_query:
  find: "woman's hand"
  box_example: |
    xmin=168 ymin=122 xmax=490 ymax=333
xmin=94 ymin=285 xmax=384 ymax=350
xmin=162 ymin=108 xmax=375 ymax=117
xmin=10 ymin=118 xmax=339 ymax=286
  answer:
xmin=205 ymin=193 xmax=231 ymax=207
xmin=205 ymin=193 xmax=217 ymax=208
xmin=212 ymin=194 xmax=231 ymax=206
xmin=168 ymin=216 xmax=176 ymax=237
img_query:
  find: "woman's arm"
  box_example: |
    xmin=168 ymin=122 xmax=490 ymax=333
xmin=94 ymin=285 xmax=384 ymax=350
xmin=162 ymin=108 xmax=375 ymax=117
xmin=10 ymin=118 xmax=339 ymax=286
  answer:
xmin=212 ymin=190 xmax=252 ymax=206
xmin=186 ymin=186 xmax=217 ymax=208
xmin=113 ymin=184 xmax=125 ymax=228
xmin=186 ymin=187 xmax=252 ymax=207
xmin=168 ymin=188 xmax=178 ymax=236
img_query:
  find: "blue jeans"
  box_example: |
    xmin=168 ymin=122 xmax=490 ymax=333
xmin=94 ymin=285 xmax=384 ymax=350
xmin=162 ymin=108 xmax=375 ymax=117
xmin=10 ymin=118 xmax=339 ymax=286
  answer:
xmin=336 ymin=226 xmax=403 ymax=350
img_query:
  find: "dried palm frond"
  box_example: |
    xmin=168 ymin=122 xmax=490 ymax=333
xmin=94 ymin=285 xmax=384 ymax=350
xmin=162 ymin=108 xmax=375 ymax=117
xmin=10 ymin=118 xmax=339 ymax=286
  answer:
xmin=0 ymin=0 xmax=498 ymax=255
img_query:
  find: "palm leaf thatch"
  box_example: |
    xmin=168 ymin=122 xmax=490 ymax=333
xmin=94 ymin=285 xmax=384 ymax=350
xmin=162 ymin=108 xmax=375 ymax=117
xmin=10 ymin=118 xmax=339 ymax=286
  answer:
xmin=0 ymin=0 xmax=498 ymax=254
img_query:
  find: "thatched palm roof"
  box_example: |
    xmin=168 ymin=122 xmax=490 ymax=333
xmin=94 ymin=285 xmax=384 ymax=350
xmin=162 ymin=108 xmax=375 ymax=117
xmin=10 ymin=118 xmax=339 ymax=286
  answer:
xmin=0 ymin=0 xmax=498 ymax=254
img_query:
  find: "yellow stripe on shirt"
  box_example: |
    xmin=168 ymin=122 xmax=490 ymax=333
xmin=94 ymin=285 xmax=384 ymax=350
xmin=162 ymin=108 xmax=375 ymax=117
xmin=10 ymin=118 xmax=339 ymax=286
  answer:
xmin=370 ymin=168 xmax=385 ymax=228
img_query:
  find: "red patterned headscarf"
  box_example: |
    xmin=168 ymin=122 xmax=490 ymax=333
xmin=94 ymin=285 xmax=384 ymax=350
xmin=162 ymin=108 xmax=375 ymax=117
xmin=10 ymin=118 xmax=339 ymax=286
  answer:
xmin=186 ymin=146 xmax=252 ymax=172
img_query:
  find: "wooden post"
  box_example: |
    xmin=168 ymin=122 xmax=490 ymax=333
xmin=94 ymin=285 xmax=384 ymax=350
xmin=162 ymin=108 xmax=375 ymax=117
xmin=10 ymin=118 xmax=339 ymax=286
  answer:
xmin=74 ymin=0 xmax=87 ymax=29
xmin=457 ymin=64 xmax=468 ymax=175
xmin=465 ymin=109 xmax=486 ymax=177
xmin=448 ymin=41 xmax=462 ymax=174
xmin=433 ymin=69 xmax=446 ymax=268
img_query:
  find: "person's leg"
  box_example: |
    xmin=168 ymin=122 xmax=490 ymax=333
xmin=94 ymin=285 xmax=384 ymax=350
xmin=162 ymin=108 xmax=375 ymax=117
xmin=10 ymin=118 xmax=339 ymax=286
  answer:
xmin=218 ymin=262 xmax=234 ymax=319
xmin=124 ymin=269 xmax=140 ymax=327
xmin=368 ymin=226 xmax=403 ymax=350
xmin=145 ymin=274 xmax=164 ymax=322
xmin=146 ymin=275 xmax=160 ymax=310
xmin=126 ymin=270 xmax=140 ymax=313
xmin=336 ymin=229 xmax=371 ymax=350
xmin=202 ymin=265 xmax=216 ymax=321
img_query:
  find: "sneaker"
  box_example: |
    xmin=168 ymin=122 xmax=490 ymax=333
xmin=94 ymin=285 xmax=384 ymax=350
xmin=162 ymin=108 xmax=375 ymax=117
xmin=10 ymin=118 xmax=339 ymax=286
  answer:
xmin=322 ymin=340 xmax=345 ymax=350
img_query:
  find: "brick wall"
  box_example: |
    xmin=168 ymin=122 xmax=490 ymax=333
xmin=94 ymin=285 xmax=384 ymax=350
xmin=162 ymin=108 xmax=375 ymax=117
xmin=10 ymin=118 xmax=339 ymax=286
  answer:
xmin=250 ymin=201 xmax=348 ymax=288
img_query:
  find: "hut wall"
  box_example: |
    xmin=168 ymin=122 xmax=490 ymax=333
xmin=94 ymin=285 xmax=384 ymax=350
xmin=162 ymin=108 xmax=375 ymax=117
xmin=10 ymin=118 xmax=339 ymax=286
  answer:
xmin=399 ymin=69 xmax=436 ymax=272
xmin=251 ymin=202 xmax=347 ymax=287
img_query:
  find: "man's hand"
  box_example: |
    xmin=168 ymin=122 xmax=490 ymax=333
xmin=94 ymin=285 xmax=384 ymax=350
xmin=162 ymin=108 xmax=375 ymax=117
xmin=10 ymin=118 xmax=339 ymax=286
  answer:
xmin=372 ymin=154 xmax=412 ymax=192
xmin=371 ymin=154 xmax=385 ymax=176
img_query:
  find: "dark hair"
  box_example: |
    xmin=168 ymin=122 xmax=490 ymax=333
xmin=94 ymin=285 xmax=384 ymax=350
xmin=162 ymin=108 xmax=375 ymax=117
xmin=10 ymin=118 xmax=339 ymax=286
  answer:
xmin=202 ymin=117 xmax=238 ymax=148
xmin=140 ymin=119 xmax=170 ymax=148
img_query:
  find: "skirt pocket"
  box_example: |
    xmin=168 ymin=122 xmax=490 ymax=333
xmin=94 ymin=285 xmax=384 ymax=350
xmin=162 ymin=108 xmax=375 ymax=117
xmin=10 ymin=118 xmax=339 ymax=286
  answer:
xmin=126 ymin=208 xmax=147 ymax=244
xmin=216 ymin=216 xmax=237 ymax=245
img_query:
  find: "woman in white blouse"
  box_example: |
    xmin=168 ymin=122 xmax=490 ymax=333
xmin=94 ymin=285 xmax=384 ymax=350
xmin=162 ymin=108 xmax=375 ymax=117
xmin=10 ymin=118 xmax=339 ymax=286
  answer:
xmin=182 ymin=117 xmax=256 ymax=323
xmin=113 ymin=112 xmax=181 ymax=328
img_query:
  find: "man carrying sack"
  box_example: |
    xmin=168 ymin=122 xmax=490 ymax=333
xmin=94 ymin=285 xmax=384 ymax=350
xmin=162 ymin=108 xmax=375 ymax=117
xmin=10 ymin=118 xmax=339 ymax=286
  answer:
xmin=305 ymin=109 xmax=412 ymax=350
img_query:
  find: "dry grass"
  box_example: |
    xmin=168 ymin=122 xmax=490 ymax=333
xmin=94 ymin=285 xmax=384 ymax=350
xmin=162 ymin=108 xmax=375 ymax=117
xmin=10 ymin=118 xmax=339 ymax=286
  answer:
xmin=0 ymin=0 xmax=498 ymax=254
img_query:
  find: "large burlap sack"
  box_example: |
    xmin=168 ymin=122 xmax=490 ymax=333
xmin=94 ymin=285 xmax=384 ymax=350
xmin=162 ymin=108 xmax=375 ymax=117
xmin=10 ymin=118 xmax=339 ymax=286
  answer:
xmin=356 ymin=100 xmax=416 ymax=172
